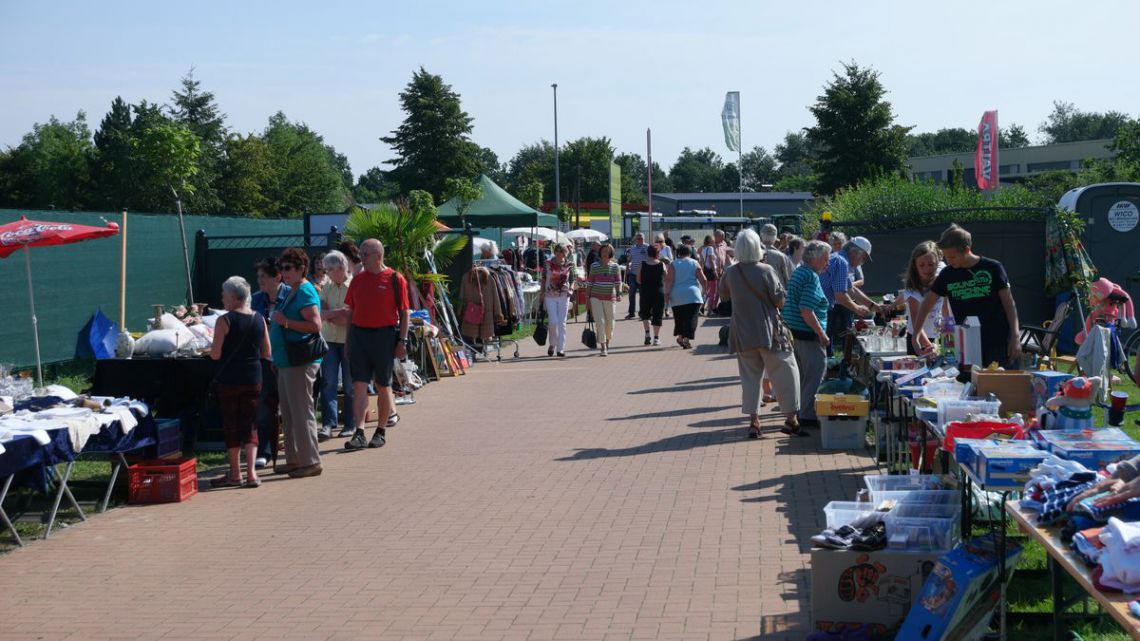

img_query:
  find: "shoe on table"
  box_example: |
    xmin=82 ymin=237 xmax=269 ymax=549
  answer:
xmin=288 ymin=463 xmax=323 ymax=479
xmin=317 ymin=425 xmax=332 ymax=442
xmin=368 ymin=427 xmax=387 ymax=448
xmin=337 ymin=425 xmax=357 ymax=438
xmin=345 ymin=429 xmax=367 ymax=451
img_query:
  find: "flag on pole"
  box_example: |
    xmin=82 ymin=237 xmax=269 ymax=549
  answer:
xmin=975 ymin=110 xmax=999 ymax=190
xmin=722 ymin=91 xmax=741 ymax=152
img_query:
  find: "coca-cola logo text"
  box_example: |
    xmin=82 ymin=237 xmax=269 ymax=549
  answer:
xmin=0 ymin=223 xmax=75 ymax=246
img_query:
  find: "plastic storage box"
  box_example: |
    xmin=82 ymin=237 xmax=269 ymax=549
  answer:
xmin=864 ymin=474 xmax=947 ymax=504
xmin=820 ymin=416 xmax=867 ymax=449
xmin=937 ymin=397 xmax=1001 ymax=429
xmin=127 ymin=457 xmax=198 ymax=504
xmin=823 ymin=501 xmax=884 ymax=529
xmin=883 ymin=502 xmax=961 ymax=551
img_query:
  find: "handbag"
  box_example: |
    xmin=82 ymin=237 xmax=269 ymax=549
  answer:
xmin=463 ymin=271 xmax=486 ymax=325
xmin=533 ymin=304 xmax=549 ymax=346
xmin=734 ymin=265 xmax=794 ymax=352
xmin=581 ymin=320 xmax=597 ymax=349
xmin=281 ymin=285 xmax=329 ymax=366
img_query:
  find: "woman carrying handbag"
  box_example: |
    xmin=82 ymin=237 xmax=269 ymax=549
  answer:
xmin=541 ymin=243 xmax=576 ymax=357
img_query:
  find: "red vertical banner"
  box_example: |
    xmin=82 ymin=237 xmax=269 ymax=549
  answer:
xmin=975 ymin=110 xmax=999 ymax=190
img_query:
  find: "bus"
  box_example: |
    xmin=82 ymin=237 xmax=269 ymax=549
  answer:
xmin=620 ymin=211 xmax=802 ymax=244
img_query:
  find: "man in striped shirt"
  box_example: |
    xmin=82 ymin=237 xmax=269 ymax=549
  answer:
xmin=624 ymin=233 xmax=648 ymax=319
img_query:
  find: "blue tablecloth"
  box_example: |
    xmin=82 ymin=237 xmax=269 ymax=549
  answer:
xmin=81 ymin=414 xmax=157 ymax=455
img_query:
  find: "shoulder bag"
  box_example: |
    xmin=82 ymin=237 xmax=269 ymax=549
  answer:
xmin=581 ymin=319 xmax=597 ymax=350
xmin=533 ymin=304 xmax=548 ymax=346
xmin=734 ymin=265 xmax=794 ymax=352
xmin=281 ymin=283 xmax=329 ymax=366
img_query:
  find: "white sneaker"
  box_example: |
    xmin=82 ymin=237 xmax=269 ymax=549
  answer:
xmin=652 ymin=337 xmax=661 ymax=346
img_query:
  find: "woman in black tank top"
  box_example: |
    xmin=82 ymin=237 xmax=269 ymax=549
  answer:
xmin=637 ymin=245 xmax=667 ymax=345
xmin=210 ymin=276 xmax=272 ymax=488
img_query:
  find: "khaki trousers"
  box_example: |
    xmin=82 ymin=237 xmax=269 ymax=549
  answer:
xmin=278 ymin=362 xmax=321 ymax=468
xmin=736 ymin=346 xmax=800 ymax=415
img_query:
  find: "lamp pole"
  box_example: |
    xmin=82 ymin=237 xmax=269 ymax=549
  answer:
xmin=552 ymin=83 xmax=560 ymax=220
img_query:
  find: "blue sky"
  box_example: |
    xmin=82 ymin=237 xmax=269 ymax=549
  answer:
xmin=2 ymin=0 xmax=1138 ymax=178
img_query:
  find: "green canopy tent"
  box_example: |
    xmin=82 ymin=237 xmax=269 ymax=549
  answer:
xmin=437 ymin=175 xmax=557 ymax=229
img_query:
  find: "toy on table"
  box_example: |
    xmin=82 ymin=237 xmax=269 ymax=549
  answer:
xmin=1075 ymin=277 xmax=1136 ymax=345
xmin=1039 ymin=376 xmax=1102 ymax=430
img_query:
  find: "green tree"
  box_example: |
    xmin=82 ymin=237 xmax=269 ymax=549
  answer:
xmin=773 ymin=131 xmax=817 ymax=181
xmin=381 ymin=67 xmax=481 ymax=202
xmin=1110 ymin=120 xmax=1140 ymax=166
xmin=352 ymin=167 xmax=401 ymax=204
xmin=739 ymin=146 xmax=778 ymax=191
xmin=477 ymin=146 xmax=506 ymax=184
xmin=90 ymin=97 xmax=136 ymax=210
xmin=907 ymin=128 xmax=976 ymax=157
xmin=133 ymin=121 xmax=201 ymax=200
xmin=560 ymin=137 xmax=615 ymax=202
xmin=515 ymin=180 xmax=544 ymax=210
xmin=262 ymin=112 xmax=349 ymax=216
xmin=668 ymin=147 xmax=725 ymax=192
xmin=1040 ymin=101 xmax=1132 ymax=143
xmin=806 ymin=61 xmax=913 ymax=194
xmin=505 ymin=141 xmax=557 ymax=200
xmin=216 ymin=133 xmax=274 ymax=217
xmin=126 ymin=100 xmax=183 ymax=212
xmin=948 ymin=158 xmax=966 ymax=191
xmin=170 ymin=69 xmax=226 ymax=214
xmin=0 ymin=112 xmax=93 ymax=209
xmin=772 ymin=173 xmax=818 ymax=192
xmin=443 ymin=176 xmax=483 ymax=224
xmin=1001 ymin=123 xmax=1031 ymax=149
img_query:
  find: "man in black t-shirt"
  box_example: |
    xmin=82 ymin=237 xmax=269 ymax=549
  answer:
xmin=911 ymin=224 xmax=1022 ymax=368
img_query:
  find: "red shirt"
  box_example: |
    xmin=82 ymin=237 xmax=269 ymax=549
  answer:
xmin=344 ymin=268 xmax=410 ymax=328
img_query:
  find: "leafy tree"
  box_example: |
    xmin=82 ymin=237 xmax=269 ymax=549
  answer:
xmin=515 ymin=180 xmax=544 ymax=210
xmin=216 ymin=133 xmax=274 ymax=217
xmin=443 ymin=176 xmax=483 ymax=224
xmin=0 ymin=112 xmax=93 ymax=209
xmin=907 ymin=128 xmax=975 ymax=157
xmin=773 ymin=173 xmax=818 ymax=192
xmin=1001 ymin=123 xmax=1031 ymax=149
xmin=739 ymin=146 xmax=778 ymax=191
xmin=505 ymin=140 xmax=556 ymax=200
xmin=381 ymin=67 xmax=481 ymax=202
xmin=948 ymin=158 xmax=966 ymax=191
xmin=132 ymin=121 xmax=201 ymax=202
xmin=170 ymin=69 xmax=226 ymax=214
xmin=668 ymin=147 xmax=725 ymax=192
xmin=477 ymin=146 xmax=506 ymax=184
xmin=126 ymin=100 xmax=183 ymax=212
xmin=806 ymin=61 xmax=913 ymax=194
xmin=262 ymin=112 xmax=349 ymax=216
xmin=352 ymin=166 xmax=401 ymax=204
xmin=1110 ymin=120 xmax=1140 ymax=166
xmin=774 ymin=131 xmax=817 ymax=180
xmin=1040 ymin=101 xmax=1133 ymax=143
xmin=559 ymin=136 xmax=615 ymax=202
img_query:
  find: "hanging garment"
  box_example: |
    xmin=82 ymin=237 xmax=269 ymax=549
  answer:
xmin=459 ymin=267 xmax=504 ymax=341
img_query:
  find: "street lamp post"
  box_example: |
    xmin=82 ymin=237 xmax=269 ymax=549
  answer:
xmin=552 ymin=83 xmax=560 ymax=220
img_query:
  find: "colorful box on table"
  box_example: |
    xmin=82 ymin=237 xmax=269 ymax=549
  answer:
xmin=1051 ymin=439 xmax=1140 ymax=470
xmin=876 ymin=355 xmax=922 ymax=371
xmin=954 ymin=439 xmax=1047 ymax=488
xmin=896 ymin=533 xmax=1023 ymax=641
xmin=815 ymin=394 xmax=871 ymax=417
xmin=1033 ymin=427 xmax=1133 ymax=452
xmin=1031 ymin=371 xmax=1074 ymax=411
xmin=811 ymin=549 xmax=943 ymax=637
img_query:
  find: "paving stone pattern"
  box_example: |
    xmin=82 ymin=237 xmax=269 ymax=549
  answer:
xmin=0 ymin=315 xmax=878 ymax=640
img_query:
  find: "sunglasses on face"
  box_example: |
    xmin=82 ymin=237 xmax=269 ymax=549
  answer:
xmin=280 ymin=264 xmax=301 ymax=272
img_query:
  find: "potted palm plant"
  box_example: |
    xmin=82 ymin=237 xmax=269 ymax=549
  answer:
xmin=344 ymin=190 xmax=468 ymax=311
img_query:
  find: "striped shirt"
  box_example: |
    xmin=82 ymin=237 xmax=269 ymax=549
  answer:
xmin=820 ymin=250 xmax=852 ymax=307
xmin=588 ymin=261 xmax=622 ymax=301
xmin=627 ymin=244 xmax=649 ymax=275
xmin=783 ymin=265 xmax=829 ymax=336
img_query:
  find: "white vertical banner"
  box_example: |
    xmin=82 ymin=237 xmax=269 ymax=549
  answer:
xmin=721 ymin=91 xmax=741 ymax=152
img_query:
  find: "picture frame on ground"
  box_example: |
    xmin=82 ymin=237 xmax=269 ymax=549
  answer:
xmin=428 ymin=337 xmax=452 ymax=379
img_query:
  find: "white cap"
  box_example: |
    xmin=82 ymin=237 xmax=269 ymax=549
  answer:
xmin=850 ymin=236 xmax=872 ymax=260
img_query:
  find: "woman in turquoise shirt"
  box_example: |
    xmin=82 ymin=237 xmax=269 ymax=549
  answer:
xmin=664 ymin=244 xmax=707 ymax=349
xmin=268 ymin=247 xmax=324 ymax=479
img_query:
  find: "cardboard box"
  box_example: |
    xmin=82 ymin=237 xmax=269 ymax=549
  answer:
xmin=972 ymin=370 xmax=1034 ymax=417
xmin=897 ymin=533 xmax=1022 ymax=641
xmin=335 ymin=392 xmax=381 ymax=425
xmin=1051 ymin=440 xmax=1140 ymax=470
xmin=974 ymin=442 xmax=1049 ymax=489
xmin=811 ymin=549 xmax=942 ymax=637
xmin=1031 ymin=371 xmax=1074 ymax=411
xmin=815 ymin=394 xmax=870 ymax=417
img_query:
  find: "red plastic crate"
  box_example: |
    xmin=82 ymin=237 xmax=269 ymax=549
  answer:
xmin=127 ymin=457 xmax=198 ymax=504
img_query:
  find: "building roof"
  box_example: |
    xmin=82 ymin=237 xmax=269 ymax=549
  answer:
xmin=654 ymin=192 xmax=814 ymax=201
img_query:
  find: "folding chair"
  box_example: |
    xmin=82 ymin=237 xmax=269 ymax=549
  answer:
xmin=1021 ymin=299 xmax=1072 ymax=368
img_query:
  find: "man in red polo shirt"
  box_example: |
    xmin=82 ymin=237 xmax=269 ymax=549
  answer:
xmin=341 ymin=238 xmax=410 ymax=450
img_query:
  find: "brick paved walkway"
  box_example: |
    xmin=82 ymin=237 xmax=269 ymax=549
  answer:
xmin=0 ymin=315 xmax=877 ymax=641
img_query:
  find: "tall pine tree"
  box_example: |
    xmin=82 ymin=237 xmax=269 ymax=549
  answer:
xmin=381 ymin=67 xmax=481 ymax=202
xmin=91 ymin=96 xmax=135 ymax=210
xmin=806 ymin=62 xmax=912 ymax=194
xmin=170 ymin=69 xmax=226 ymax=214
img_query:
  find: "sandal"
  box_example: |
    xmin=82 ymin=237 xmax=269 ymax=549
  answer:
xmin=780 ymin=421 xmax=807 ymax=436
xmin=210 ymin=475 xmax=242 ymax=489
xmin=244 ymin=477 xmax=262 ymax=489
xmin=747 ymin=424 xmax=761 ymax=439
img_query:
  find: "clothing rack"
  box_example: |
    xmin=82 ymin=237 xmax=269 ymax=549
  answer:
xmin=464 ymin=262 xmax=523 ymax=361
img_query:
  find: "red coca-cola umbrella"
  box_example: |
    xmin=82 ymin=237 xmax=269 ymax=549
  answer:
xmin=0 ymin=215 xmax=120 ymax=386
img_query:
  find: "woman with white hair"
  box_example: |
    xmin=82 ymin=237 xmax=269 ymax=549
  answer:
xmin=479 ymin=240 xmax=499 ymax=260
xmin=209 ymin=276 xmax=272 ymax=488
xmin=317 ymin=250 xmax=355 ymax=441
xmin=718 ymin=229 xmax=801 ymax=439
xmin=783 ymin=240 xmax=832 ymax=433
